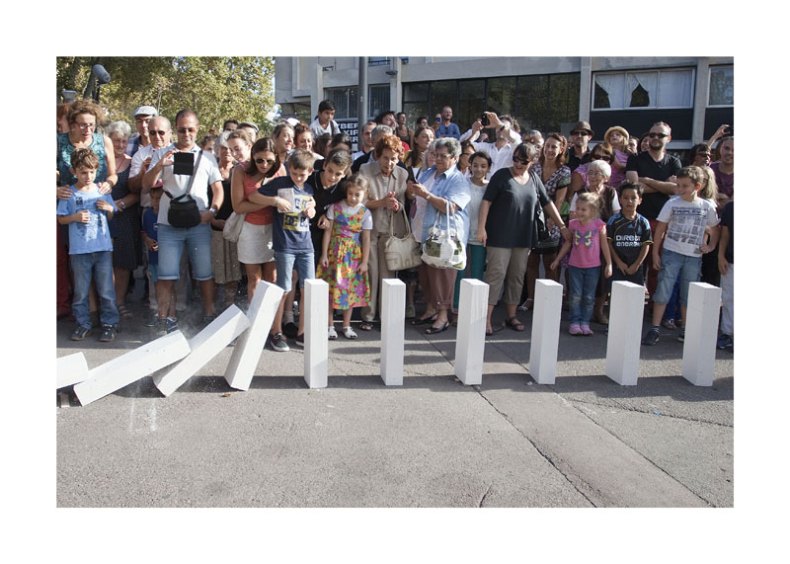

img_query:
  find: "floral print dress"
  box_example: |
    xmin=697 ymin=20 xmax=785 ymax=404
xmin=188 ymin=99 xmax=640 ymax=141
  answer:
xmin=317 ymin=202 xmax=372 ymax=310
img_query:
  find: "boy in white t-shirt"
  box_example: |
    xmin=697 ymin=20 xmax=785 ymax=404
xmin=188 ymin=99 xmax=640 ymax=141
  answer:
xmin=642 ymin=166 xmax=720 ymax=345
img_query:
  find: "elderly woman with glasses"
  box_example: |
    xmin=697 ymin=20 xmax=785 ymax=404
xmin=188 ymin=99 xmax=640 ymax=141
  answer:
xmin=407 ymin=137 xmax=471 ymax=334
xmin=568 ymin=143 xmax=615 ymax=197
xmin=477 ymin=142 xmax=568 ymax=335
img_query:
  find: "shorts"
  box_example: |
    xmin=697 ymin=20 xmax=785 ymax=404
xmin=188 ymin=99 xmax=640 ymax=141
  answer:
xmin=238 ymin=221 xmax=275 ymax=265
xmin=652 ymin=249 xmax=701 ymax=307
xmin=275 ymin=250 xmax=315 ymax=293
xmin=157 ymin=222 xmax=213 ymax=281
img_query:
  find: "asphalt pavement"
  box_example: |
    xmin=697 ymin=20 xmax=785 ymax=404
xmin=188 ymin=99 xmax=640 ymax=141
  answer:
xmin=56 ymin=292 xmax=733 ymax=509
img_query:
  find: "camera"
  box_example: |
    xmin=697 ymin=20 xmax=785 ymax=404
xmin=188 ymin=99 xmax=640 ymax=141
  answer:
xmin=480 ymin=113 xmax=490 ymax=127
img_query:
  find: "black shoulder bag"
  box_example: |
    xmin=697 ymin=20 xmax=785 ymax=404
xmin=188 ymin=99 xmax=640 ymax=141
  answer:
xmin=165 ymin=150 xmax=203 ymax=228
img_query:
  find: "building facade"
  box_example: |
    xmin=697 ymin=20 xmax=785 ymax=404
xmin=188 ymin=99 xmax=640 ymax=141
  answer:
xmin=275 ymin=56 xmax=733 ymax=150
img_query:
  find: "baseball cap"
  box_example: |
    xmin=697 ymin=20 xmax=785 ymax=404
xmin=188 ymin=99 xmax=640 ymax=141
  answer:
xmin=134 ymin=105 xmax=158 ymax=117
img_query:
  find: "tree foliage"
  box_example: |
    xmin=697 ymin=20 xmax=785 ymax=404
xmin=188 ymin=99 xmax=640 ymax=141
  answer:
xmin=56 ymin=57 xmax=276 ymax=135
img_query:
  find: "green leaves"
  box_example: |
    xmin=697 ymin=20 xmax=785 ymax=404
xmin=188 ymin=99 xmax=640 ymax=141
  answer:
xmin=56 ymin=57 xmax=276 ymax=135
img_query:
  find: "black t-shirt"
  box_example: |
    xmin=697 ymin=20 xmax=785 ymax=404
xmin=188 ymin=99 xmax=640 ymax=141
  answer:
xmin=720 ymin=201 xmax=733 ymax=264
xmin=308 ymin=170 xmax=347 ymax=258
xmin=625 ymin=151 xmax=682 ymax=220
xmin=483 ymin=168 xmax=550 ymax=248
xmin=566 ymin=148 xmax=591 ymax=172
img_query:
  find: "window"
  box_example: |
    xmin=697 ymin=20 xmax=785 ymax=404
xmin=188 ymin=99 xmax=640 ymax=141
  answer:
xmin=324 ymin=87 xmax=358 ymax=120
xmin=593 ymin=69 xmax=694 ymax=110
xmin=368 ymin=57 xmax=390 ymax=67
xmin=709 ymin=66 xmax=733 ymax=106
xmin=369 ymin=84 xmax=390 ymax=120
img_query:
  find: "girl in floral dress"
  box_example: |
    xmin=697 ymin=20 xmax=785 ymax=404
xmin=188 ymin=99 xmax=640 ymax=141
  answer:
xmin=318 ymin=175 xmax=373 ymax=339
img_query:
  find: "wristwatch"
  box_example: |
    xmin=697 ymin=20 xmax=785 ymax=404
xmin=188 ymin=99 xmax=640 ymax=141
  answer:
xmin=209 ymin=206 xmax=218 ymax=216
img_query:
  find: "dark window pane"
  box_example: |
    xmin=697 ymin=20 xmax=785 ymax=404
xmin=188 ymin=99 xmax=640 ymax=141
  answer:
xmin=630 ymin=84 xmax=650 ymax=107
xmin=594 ymin=82 xmax=610 ymax=109
xmin=430 ymin=81 xmax=456 ymax=117
xmin=709 ymin=66 xmax=733 ymax=106
xmin=404 ymin=82 xmax=429 ymax=102
xmin=458 ymin=79 xmax=486 ymax=131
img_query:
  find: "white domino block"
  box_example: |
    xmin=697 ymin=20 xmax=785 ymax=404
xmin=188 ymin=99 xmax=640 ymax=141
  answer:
xmin=224 ymin=281 xmax=284 ymax=391
xmin=529 ymin=279 xmax=563 ymax=384
xmin=454 ymin=279 xmax=489 ymax=385
xmin=73 ymin=331 xmax=190 ymax=406
xmin=605 ymin=281 xmax=645 ymax=385
xmin=57 ymin=352 xmax=89 ymax=389
xmin=153 ymin=305 xmax=250 ymax=397
xmin=682 ymin=282 xmax=722 ymax=386
xmin=381 ymin=278 xmax=406 ymax=386
xmin=304 ymin=279 xmax=329 ymax=389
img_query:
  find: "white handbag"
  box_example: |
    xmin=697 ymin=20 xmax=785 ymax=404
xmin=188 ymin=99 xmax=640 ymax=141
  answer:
xmin=384 ymin=207 xmax=422 ymax=271
xmin=222 ymin=211 xmax=246 ymax=242
xmin=421 ymin=202 xmax=466 ymax=270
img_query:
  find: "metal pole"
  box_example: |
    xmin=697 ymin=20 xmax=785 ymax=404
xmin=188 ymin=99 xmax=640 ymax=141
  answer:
xmin=358 ymin=57 xmax=368 ymax=151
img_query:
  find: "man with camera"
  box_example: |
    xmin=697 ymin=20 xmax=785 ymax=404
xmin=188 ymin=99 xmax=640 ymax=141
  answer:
xmin=459 ymin=111 xmax=522 ymax=177
xmin=143 ymin=109 xmax=224 ymax=335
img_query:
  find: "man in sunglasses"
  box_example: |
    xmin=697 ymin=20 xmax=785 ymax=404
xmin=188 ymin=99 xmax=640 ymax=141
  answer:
xmin=128 ymin=115 xmax=172 ymax=201
xmin=625 ymin=121 xmax=682 ymax=298
xmin=143 ymin=109 xmax=224 ymax=335
xmin=566 ymin=120 xmax=594 ymax=172
xmin=126 ymin=105 xmax=158 ymax=157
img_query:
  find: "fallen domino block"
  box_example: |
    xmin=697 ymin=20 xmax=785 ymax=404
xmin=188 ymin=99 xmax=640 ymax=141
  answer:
xmin=455 ymin=279 xmax=489 ymax=386
xmin=153 ymin=305 xmax=250 ymax=397
xmin=224 ymin=281 xmax=284 ymax=391
xmin=529 ymin=279 xmax=563 ymax=384
xmin=57 ymin=352 xmax=89 ymax=389
xmin=73 ymin=331 xmax=190 ymax=406
xmin=381 ymin=278 xmax=405 ymax=386
xmin=682 ymin=282 xmax=722 ymax=387
xmin=606 ymin=281 xmax=645 ymax=385
xmin=304 ymin=279 xmax=328 ymax=389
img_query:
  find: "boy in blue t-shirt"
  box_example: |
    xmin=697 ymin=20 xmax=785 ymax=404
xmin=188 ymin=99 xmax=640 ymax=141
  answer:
xmin=249 ymin=149 xmax=317 ymax=351
xmin=56 ymin=148 xmax=119 ymax=342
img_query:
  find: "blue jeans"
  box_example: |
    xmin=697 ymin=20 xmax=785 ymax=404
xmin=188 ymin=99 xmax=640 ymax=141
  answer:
xmin=157 ymin=222 xmax=213 ymax=281
xmin=71 ymin=251 xmax=119 ymax=328
xmin=653 ymin=249 xmax=701 ymax=307
xmin=275 ymin=250 xmax=315 ymax=292
xmin=569 ymin=266 xmax=600 ymax=324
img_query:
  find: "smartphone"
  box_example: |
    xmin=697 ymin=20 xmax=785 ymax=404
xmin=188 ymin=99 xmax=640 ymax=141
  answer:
xmin=480 ymin=113 xmax=490 ymax=127
xmin=173 ymin=152 xmax=194 ymax=175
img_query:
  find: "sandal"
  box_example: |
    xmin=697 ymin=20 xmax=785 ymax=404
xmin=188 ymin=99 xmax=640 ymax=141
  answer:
xmin=425 ymin=321 xmax=450 ymax=335
xmin=506 ymin=317 xmax=525 ymax=332
xmin=117 ymin=304 xmax=132 ymax=319
xmin=411 ymin=314 xmax=437 ymax=326
xmin=359 ymin=321 xmax=374 ymax=331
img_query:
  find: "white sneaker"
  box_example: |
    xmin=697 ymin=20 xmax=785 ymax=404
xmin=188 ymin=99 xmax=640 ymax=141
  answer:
xmin=328 ymin=326 xmax=338 ymax=340
xmin=342 ymin=326 xmax=358 ymax=339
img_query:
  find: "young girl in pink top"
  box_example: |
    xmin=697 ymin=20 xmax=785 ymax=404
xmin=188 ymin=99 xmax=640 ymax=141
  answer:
xmin=603 ymin=126 xmax=630 ymax=188
xmin=550 ymin=192 xmax=612 ymax=335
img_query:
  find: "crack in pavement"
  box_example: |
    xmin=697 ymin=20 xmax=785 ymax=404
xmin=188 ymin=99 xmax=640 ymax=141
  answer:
xmin=473 ymin=385 xmax=598 ymax=507
xmin=563 ymin=397 xmax=733 ymax=428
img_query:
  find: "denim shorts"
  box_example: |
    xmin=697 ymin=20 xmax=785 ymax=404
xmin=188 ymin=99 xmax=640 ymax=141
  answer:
xmin=157 ymin=222 xmax=213 ymax=281
xmin=653 ymin=249 xmax=701 ymax=306
xmin=275 ymin=250 xmax=315 ymax=292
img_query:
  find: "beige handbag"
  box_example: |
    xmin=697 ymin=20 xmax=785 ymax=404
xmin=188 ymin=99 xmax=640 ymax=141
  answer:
xmin=222 ymin=211 xmax=246 ymax=242
xmin=384 ymin=206 xmax=422 ymax=271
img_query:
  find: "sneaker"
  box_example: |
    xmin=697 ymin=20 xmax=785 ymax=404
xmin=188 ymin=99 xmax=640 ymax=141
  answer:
xmin=294 ymin=333 xmax=304 ymax=347
xmin=581 ymin=323 xmax=594 ymax=336
xmin=98 ymin=324 xmax=116 ymax=343
xmin=328 ymin=326 xmax=338 ymax=340
xmin=677 ymin=329 xmax=685 ymax=343
xmin=269 ymin=332 xmax=290 ymax=352
xmin=642 ymin=326 xmax=660 ymax=346
xmin=342 ymin=326 xmax=358 ymax=339
xmin=661 ymin=318 xmax=677 ymax=330
xmin=143 ymin=310 xmax=158 ymax=327
xmin=155 ymin=317 xmax=178 ymax=337
xmin=717 ymin=334 xmax=734 ymax=350
xmin=568 ymin=323 xmax=583 ymax=336
xmin=70 ymin=326 xmax=92 ymax=341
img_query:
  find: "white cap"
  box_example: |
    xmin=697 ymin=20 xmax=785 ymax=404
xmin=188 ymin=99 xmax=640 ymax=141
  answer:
xmin=134 ymin=105 xmax=158 ymax=117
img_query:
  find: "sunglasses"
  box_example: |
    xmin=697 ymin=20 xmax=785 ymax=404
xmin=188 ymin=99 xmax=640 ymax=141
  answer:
xmin=648 ymin=132 xmax=668 ymax=139
xmin=254 ymin=158 xmax=276 ymax=166
xmin=512 ymin=157 xmax=530 ymax=165
xmin=571 ymin=130 xmax=590 ymax=136
xmin=148 ymin=129 xmax=167 ymax=136
xmin=177 ymin=127 xmax=197 ymax=134
xmin=592 ymin=155 xmax=612 ymax=162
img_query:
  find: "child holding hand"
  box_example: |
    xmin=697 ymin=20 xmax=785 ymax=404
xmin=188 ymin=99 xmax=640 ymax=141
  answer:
xmin=551 ymin=192 xmax=612 ymax=336
xmin=317 ymin=174 xmax=373 ymax=340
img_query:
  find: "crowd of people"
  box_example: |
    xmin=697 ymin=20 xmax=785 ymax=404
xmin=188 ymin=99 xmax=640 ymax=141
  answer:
xmin=55 ymin=98 xmax=734 ymax=352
